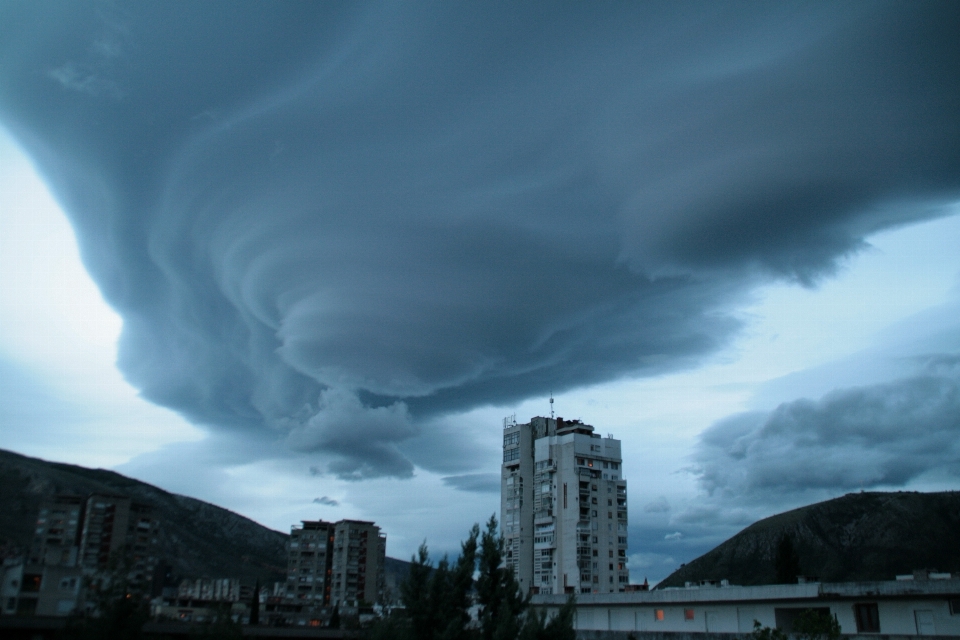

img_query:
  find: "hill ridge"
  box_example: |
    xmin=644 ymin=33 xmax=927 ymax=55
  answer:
xmin=657 ymin=490 xmax=960 ymax=588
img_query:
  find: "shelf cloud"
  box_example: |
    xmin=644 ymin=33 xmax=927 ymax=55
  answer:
xmin=1 ymin=2 xmax=959 ymax=479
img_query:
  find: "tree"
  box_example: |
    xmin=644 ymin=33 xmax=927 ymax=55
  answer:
xmin=519 ymin=595 xmax=576 ymax=640
xmin=329 ymin=605 xmax=341 ymax=629
xmin=794 ymin=609 xmax=841 ymax=640
xmin=62 ymin=549 xmax=150 ymax=640
xmin=395 ymin=525 xmax=479 ymax=640
xmin=476 ymin=515 xmax=527 ymax=640
xmin=774 ymin=533 xmax=801 ymax=584
xmin=370 ymin=516 xmax=575 ymax=640
xmin=752 ymin=620 xmax=788 ymax=640
xmin=249 ymin=579 xmax=260 ymax=625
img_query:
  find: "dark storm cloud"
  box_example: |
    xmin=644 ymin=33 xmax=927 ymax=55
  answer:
xmin=692 ymin=356 xmax=960 ymax=498
xmin=2 ymin=2 xmax=959 ymax=478
xmin=314 ymin=496 xmax=339 ymax=507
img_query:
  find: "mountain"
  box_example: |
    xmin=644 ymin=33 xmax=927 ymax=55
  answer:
xmin=0 ymin=448 xmax=411 ymax=587
xmin=657 ymin=491 xmax=960 ymax=589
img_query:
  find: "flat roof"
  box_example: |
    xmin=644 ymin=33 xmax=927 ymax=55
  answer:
xmin=531 ymin=579 xmax=960 ymax=607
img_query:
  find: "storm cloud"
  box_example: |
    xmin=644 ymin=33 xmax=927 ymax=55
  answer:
xmin=693 ymin=356 xmax=960 ymax=499
xmin=2 ymin=2 xmax=959 ymax=478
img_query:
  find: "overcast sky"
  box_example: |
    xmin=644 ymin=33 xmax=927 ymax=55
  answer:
xmin=1 ymin=1 xmax=959 ymax=583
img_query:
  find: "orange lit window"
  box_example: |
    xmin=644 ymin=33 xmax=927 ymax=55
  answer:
xmin=685 ymin=609 xmax=695 ymax=620
xmin=655 ymin=609 xmax=665 ymax=621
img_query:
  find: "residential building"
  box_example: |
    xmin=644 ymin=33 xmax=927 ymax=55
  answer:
xmin=530 ymin=575 xmax=960 ymax=636
xmin=287 ymin=520 xmax=334 ymax=605
xmin=502 ymin=416 xmax=628 ymax=596
xmin=78 ymin=494 xmax=158 ymax=589
xmin=329 ymin=520 xmax=385 ymax=608
xmin=28 ymin=495 xmax=85 ymax=567
xmin=284 ymin=519 xmax=386 ymax=610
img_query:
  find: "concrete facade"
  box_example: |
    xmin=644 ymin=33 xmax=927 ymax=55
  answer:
xmin=285 ymin=519 xmax=386 ymax=609
xmin=531 ymin=578 xmax=960 ymax=636
xmin=503 ymin=416 xmax=628 ymax=596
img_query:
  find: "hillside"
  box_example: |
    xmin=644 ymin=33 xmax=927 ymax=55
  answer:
xmin=657 ymin=491 xmax=960 ymax=588
xmin=0 ymin=448 xmax=411 ymax=587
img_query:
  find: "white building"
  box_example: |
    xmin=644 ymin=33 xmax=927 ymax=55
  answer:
xmin=531 ymin=577 xmax=960 ymax=636
xmin=502 ymin=416 xmax=628 ymax=596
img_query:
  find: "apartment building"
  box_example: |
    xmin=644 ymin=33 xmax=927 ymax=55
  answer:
xmin=285 ymin=519 xmax=385 ymax=609
xmin=287 ymin=520 xmax=334 ymax=605
xmin=329 ymin=520 xmax=385 ymax=608
xmin=29 ymin=495 xmax=85 ymax=567
xmin=78 ymin=494 xmax=158 ymax=588
xmin=502 ymin=416 xmax=629 ymax=596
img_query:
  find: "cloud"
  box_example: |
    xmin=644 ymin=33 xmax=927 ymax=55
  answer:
xmin=692 ymin=356 xmax=960 ymax=500
xmin=441 ymin=473 xmax=501 ymax=494
xmin=664 ymin=532 xmax=683 ymax=541
xmin=286 ymin=388 xmax=417 ymax=481
xmin=313 ymin=496 xmax=339 ymax=507
xmin=1 ymin=3 xmax=959 ymax=478
xmin=644 ymin=496 xmax=671 ymax=513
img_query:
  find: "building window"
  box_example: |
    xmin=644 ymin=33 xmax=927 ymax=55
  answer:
xmin=854 ymin=603 xmax=880 ymax=633
xmin=563 ymin=483 xmax=567 ymax=509
xmin=655 ymin=609 xmax=664 ymax=621
xmin=684 ymin=609 xmax=695 ymax=621
xmin=950 ymin=599 xmax=960 ymax=615
xmin=504 ymin=448 xmax=520 ymax=462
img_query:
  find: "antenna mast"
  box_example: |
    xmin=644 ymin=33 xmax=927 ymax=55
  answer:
xmin=549 ymin=392 xmax=555 ymax=419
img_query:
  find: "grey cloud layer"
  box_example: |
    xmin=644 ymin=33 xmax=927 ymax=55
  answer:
xmin=1 ymin=2 xmax=959 ymax=478
xmin=693 ymin=357 xmax=960 ymax=499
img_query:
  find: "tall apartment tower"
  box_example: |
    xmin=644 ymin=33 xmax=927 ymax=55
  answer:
xmin=501 ymin=416 xmax=628 ymax=595
xmin=329 ymin=520 xmax=386 ymax=608
xmin=287 ymin=520 xmax=335 ymax=605
xmin=29 ymin=495 xmax=86 ymax=566
xmin=286 ymin=519 xmax=386 ymax=609
xmin=78 ymin=495 xmax=157 ymax=588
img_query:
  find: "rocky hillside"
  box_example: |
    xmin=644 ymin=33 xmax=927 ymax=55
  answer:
xmin=657 ymin=491 xmax=960 ymax=588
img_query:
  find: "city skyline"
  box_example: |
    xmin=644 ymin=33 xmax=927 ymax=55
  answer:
xmin=2 ymin=3 xmax=960 ymax=582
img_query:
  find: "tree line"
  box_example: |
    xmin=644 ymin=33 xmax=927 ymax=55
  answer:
xmin=366 ymin=515 xmax=575 ymax=640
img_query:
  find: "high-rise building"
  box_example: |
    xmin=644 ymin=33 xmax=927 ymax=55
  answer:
xmin=285 ymin=519 xmax=385 ymax=609
xmin=287 ymin=520 xmax=334 ymax=605
xmin=329 ymin=520 xmax=385 ymax=608
xmin=501 ymin=416 xmax=628 ymax=595
xmin=78 ymin=494 xmax=157 ymax=588
xmin=29 ymin=495 xmax=85 ymax=566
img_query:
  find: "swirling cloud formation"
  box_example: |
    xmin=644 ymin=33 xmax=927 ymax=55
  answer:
xmin=1 ymin=2 xmax=959 ymax=478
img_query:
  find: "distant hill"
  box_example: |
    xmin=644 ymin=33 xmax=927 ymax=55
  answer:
xmin=657 ymin=491 xmax=960 ymax=589
xmin=0 ymin=448 xmax=411 ymax=588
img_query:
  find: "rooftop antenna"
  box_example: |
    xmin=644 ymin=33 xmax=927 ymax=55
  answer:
xmin=549 ymin=392 xmax=555 ymax=419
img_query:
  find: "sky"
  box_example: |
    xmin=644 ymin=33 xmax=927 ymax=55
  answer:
xmin=1 ymin=1 xmax=959 ymax=584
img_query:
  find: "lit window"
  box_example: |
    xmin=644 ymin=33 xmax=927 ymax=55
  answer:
xmin=685 ymin=609 xmax=695 ymax=621
xmin=655 ymin=609 xmax=664 ymax=621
